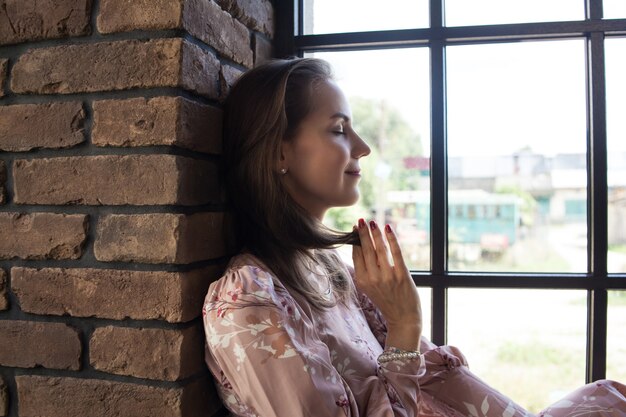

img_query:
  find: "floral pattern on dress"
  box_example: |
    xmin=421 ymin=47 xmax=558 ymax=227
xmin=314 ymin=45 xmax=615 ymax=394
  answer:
xmin=203 ymin=253 xmax=626 ymax=417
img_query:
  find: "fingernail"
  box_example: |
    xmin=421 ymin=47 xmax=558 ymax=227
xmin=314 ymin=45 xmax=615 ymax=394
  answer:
xmin=369 ymin=220 xmax=377 ymax=230
xmin=358 ymin=218 xmax=366 ymax=228
xmin=385 ymin=224 xmax=392 ymax=233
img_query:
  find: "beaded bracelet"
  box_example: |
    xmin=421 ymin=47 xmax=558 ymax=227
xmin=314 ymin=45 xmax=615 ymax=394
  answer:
xmin=378 ymin=347 xmax=421 ymax=363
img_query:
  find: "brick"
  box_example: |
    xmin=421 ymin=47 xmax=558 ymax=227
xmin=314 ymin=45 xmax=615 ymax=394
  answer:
xmin=253 ymin=33 xmax=272 ymax=66
xmin=0 ymin=376 xmax=7 ymax=417
xmin=0 ymin=320 xmax=81 ymax=370
xmin=0 ymin=160 xmax=5 ymax=205
xmin=97 ymin=0 xmax=182 ymax=33
xmin=0 ymin=269 xmax=7 ymax=310
xmin=92 ymin=97 xmax=222 ymax=154
xmin=98 ymin=0 xmax=258 ymax=68
xmin=177 ymin=98 xmax=222 ymax=154
xmin=0 ymin=213 xmax=88 ymax=260
xmin=11 ymin=265 xmax=222 ymax=322
xmin=180 ymin=40 xmax=222 ymax=98
xmin=11 ymin=39 xmax=220 ymax=98
xmin=0 ymin=0 xmax=91 ymax=46
xmin=219 ymin=64 xmax=243 ymax=100
xmin=90 ymin=326 xmax=204 ymax=381
xmin=0 ymin=58 xmax=7 ymax=98
xmin=216 ymin=0 xmax=274 ymax=38
xmin=0 ymin=102 xmax=86 ymax=151
xmin=184 ymin=0 xmax=253 ymax=68
xmin=13 ymin=155 xmax=217 ymax=205
xmin=16 ymin=376 xmax=219 ymax=417
xmin=95 ymin=212 xmax=229 ymax=264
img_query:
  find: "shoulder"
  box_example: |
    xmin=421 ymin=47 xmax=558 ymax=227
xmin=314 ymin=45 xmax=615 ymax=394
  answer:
xmin=203 ymin=253 xmax=290 ymax=316
xmin=219 ymin=253 xmax=277 ymax=291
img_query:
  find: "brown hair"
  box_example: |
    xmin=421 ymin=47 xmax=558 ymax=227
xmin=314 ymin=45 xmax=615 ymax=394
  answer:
xmin=222 ymin=58 xmax=359 ymax=309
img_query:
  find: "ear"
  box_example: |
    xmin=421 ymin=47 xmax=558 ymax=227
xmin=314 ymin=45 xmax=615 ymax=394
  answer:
xmin=278 ymin=140 xmax=292 ymax=171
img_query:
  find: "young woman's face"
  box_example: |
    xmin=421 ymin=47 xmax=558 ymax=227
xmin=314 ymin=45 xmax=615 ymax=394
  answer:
xmin=281 ymin=79 xmax=371 ymax=220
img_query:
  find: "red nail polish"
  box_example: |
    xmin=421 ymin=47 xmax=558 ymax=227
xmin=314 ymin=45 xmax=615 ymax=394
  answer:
xmin=369 ymin=220 xmax=377 ymax=230
xmin=385 ymin=224 xmax=392 ymax=233
xmin=358 ymin=218 xmax=366 ymax=228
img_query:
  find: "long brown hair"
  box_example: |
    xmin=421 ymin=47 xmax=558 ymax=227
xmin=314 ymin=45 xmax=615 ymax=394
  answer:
xmin=222 ymin=58 xmax=359 ymax=308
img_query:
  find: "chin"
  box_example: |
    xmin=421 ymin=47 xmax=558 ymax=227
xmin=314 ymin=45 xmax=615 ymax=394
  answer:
xmin=338 ymin=191 xmax=360 ymax=207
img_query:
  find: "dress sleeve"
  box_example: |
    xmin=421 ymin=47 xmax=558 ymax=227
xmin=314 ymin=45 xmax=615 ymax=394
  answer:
xmin=203 ymin=265 xmax=423 ymax=417
xmin=357 ymin=290 xmax=439 ymax=407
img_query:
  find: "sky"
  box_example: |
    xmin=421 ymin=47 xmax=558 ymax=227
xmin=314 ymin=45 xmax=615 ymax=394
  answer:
xmin=305 ymin=0 xmax=626 ymax=158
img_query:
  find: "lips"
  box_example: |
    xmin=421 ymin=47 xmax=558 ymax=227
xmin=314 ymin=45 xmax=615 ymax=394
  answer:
xmin=344 ymin=169 xmax=361 ymax=176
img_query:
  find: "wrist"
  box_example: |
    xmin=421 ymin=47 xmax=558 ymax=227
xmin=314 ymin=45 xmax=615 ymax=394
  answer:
xmin=385 ymin=324 xmax=422 ymax=352
xmin=378 ymin=347 xmax=422 ymax=364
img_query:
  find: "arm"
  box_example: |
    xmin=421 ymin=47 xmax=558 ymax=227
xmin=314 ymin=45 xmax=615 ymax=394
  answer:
xmin=203 ymin=265 xmax=421 ymax=417
xmin=351 ymin=220 xmax=435 ymax=410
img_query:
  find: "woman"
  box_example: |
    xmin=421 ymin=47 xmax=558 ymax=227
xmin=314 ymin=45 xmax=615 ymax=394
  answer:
xmin=203 ymin=57 xmax=626 ymax=416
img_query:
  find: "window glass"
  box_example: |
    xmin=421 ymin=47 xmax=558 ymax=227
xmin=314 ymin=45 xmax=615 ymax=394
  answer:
xmin=607 ymin=290 xmax=626 ymax=383
xmin=446 ymin=40 xmax=588 ymax=272
xmin=445 ymin=0 xmax=584 ymax=26
xmin=604 ymin=0 xmax=626 ymax=19
xmin=303 ymin=0 xmax=429 ymax=35
xmin=606 ymin=38 xmax=626 ymax=273
xmin=448 ymin=289 xmax=587 ymax=413
xmin=307 ymin=49 xmax=432 ymax=271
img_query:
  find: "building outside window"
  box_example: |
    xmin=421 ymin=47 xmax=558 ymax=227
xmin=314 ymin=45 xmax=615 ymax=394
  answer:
xmin=276 ymin=0 xmax=626 ymax=412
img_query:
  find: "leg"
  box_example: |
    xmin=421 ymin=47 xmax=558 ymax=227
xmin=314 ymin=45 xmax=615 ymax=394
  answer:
xmin=537 ymin=379 xmax=626 ymax=417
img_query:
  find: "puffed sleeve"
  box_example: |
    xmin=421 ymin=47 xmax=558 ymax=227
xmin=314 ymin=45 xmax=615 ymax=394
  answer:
xmin=203 ymin=264 xmax=423 ymax=417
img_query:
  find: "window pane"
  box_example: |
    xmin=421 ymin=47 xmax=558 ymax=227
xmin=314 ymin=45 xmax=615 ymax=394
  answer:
xmin=604 ymin=0 xmax=626 ymax=19
xmin=445 ymin=0 xmax=584 ymax=26
xmin=447 ymin=40 xmax=588 ymax=272
xmin=303 ymin=0 xmax=429 ymax=35
xmin=606 ymin=38 xmax=626 ymax=273
xmin=607 ymin=290 xmax=626 ymax=383
xmin=448 ymin=289 xmax=587 ymax=413
xmin=308 ymin=49 xmax=432 ymax=271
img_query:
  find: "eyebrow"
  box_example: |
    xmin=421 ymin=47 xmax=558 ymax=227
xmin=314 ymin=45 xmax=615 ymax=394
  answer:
xmin=330 ymin=112 xmax=350 ymax=122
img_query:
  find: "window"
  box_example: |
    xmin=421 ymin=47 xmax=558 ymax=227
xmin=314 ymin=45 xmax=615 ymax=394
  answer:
xmin=277 ymin=1 xmax=626 ymax=412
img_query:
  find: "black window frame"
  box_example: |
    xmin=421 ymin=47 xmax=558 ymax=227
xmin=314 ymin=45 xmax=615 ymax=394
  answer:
xmin=275 ymin=0 xmax=626 ymax=382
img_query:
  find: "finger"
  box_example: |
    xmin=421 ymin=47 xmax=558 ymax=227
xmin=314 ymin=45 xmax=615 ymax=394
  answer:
xmin=385 ymin=224 xmax=408 ymax=271
xmin=369 ymin=220 xmax=391 ymax=269
xmin=357 ymin=219 xmax=376 ymax=259
xmin=352 ymin=236 xmax=367 ymax=274
xmin=357 ymin=218 xmax=379 ymax=272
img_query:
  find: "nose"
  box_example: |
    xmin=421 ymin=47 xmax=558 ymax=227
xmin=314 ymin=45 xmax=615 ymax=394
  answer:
xmin=351 ymin=131 xmax=371 ymax=159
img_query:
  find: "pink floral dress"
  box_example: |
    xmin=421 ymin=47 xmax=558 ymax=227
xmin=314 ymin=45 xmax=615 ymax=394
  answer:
xmin=202 ymin=253 xmax=626 ymax=417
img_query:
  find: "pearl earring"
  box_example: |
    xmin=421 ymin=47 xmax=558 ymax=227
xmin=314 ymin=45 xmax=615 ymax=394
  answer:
xmin=280 ymin=168 xmax=287 ymax=174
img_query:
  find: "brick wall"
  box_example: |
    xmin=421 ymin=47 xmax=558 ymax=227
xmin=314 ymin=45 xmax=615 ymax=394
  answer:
xmin=0 ymin=1 xmax=273 ymax=416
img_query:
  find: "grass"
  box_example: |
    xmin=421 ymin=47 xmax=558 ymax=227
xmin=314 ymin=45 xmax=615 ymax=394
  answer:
xmin=496 ymin=340 xmax=577 ymax=366
xmin=609 ymin=244 xmax=626 ymax=254
xmin=609 ymin=290 xmax=626 ymax=305
xmin=478 ymin=340 xmax=584 ymax=413
xmin=474 ymin=305 xmax=626 ymax=412
xmin=568 ymin=291 xmax=626 ymax=306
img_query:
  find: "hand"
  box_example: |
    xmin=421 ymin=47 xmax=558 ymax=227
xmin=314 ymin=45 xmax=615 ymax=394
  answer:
xmin=352 ymin=219 xmax=422 ymax=351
